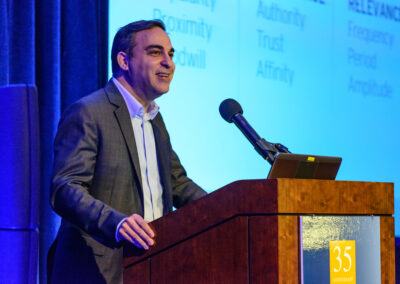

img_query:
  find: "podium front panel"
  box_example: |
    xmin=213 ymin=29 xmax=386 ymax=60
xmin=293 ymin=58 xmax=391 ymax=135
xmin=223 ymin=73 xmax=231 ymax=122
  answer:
xmin=151 ymin=217 xmax=249 ymax=284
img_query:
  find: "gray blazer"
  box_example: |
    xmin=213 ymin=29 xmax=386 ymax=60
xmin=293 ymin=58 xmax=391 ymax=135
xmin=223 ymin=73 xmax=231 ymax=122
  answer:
xmin=49 ymin=81 xmax=206 ymax=283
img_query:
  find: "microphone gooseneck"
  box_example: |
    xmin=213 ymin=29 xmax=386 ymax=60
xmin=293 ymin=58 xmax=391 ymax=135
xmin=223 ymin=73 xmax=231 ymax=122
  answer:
xmin=219 ymin=98 xmax=290 ymax=165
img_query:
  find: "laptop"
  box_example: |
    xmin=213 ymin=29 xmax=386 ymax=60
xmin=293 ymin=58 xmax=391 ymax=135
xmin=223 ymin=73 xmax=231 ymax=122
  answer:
xmin=267 ymin=153 xmax=342 ymax=180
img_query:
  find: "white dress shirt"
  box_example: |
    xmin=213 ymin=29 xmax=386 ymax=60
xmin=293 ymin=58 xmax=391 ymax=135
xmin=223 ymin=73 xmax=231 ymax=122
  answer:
xmin=113 ymin=78 xmax=164 ymax=225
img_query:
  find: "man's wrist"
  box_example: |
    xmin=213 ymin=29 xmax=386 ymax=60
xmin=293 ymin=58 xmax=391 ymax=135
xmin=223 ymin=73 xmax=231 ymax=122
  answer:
xmin=115 ymin=217 xmax=128 ymax=242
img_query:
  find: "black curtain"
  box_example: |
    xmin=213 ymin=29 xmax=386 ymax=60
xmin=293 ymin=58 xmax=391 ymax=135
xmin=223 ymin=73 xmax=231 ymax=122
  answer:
xmin=0 ymin=0 xmax=108 ymax=282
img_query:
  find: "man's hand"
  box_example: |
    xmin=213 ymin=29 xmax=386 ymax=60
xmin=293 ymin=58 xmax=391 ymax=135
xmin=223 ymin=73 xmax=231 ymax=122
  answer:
xmin=117 ymin=214 xmax=155 ymax=250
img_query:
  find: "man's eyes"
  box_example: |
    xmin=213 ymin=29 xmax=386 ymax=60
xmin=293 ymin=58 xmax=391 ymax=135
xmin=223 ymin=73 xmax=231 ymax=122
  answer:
xmin=147 ymin=49 xmax=174 ymax=59
xmin=148 ymin=49 xmax=162 ymax=56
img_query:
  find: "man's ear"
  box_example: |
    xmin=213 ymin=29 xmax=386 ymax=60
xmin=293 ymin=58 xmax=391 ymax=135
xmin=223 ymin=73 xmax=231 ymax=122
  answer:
xmin=117 ymin=51 xmax=129 ymax=71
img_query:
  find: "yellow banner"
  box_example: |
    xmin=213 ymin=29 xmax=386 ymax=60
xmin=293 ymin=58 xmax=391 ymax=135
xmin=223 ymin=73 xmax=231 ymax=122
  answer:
xmin=329 ymin=240 xmax=356 ymax=284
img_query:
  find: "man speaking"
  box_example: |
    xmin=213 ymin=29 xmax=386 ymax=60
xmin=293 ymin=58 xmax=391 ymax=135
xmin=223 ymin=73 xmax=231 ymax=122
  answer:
xmin=49 ymin=20 xmax=206 ymax=283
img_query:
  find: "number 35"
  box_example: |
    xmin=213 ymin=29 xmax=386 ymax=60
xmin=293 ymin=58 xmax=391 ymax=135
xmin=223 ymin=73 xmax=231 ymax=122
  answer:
xmin=333 ymin=246 xmax=352 ymax=272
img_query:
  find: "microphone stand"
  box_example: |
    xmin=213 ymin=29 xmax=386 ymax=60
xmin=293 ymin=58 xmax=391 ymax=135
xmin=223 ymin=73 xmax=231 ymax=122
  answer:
xmin=232 ymin=114 xmax=290 ymax=165
xmin=256 ymin=139 xmax=290 ymax=165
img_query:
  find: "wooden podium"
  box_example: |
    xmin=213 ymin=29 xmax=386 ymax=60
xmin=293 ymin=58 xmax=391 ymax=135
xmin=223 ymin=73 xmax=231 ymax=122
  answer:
xmin=123 ymin=179 xmax=394 ymax=283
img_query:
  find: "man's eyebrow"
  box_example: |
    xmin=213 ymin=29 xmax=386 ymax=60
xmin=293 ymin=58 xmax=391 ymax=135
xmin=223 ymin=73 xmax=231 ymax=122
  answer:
xmin=144 ymin=44 xmax=163 ymax=50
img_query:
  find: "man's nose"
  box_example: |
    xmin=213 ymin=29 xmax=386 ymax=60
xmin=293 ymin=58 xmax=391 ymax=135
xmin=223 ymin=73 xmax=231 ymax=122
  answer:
xmin=160 ymin=53 xmax=174 ymax=69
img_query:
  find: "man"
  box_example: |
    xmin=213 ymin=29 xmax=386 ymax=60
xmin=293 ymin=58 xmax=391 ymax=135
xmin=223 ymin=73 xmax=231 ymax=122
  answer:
xmin=49 ymin=20 xmax=206 ymax=283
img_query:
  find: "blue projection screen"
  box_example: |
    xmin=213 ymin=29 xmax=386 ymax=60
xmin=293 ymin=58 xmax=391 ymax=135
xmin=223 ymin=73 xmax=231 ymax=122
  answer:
xmin=109 ymin=0 xmax=400 ymax=235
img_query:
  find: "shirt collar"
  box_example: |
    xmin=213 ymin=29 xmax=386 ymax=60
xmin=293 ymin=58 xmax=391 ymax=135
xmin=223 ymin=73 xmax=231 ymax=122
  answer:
xmin=112 ymin=77 xmax=159 ymax=121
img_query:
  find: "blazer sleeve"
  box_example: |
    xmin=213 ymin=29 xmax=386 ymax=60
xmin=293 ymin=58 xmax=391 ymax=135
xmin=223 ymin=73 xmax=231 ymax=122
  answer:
xmin=50 ymin=100 xmax=126 ymax=244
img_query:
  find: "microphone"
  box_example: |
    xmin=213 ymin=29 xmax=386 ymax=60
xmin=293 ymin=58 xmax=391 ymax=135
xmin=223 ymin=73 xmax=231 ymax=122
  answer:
xmin=219 ymin=99 xmax=289 ymax=165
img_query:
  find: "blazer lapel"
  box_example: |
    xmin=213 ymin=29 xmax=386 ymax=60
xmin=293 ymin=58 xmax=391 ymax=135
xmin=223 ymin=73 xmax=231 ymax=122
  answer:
xmin=151 ymin=114 xmax=172 ymax=214
xmin=104 ymin=81 xmax=143 ymax=189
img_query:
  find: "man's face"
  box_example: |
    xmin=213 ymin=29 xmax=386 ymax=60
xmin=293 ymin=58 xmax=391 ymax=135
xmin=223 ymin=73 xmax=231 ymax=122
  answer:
xmin=124 ymin=27 xmax=175 ymax=103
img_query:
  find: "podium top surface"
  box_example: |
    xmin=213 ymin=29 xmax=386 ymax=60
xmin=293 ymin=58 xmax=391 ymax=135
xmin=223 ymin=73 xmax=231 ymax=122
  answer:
xmin=123 ymin=179 xmax=393 ymax=265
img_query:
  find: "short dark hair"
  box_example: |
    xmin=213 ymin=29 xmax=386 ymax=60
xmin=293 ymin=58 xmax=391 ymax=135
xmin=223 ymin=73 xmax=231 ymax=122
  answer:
xmin=111 ymin=19 xmax=166 ymax=76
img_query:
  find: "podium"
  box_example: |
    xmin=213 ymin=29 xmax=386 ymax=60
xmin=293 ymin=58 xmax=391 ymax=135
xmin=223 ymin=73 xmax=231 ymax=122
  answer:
xmin=123 ymin=179 xmax=394 ymax=283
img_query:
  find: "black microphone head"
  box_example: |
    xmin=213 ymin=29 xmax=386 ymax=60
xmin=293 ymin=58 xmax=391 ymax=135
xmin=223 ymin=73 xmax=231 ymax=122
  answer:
xmin=219 ymin=98 xmax=243 ymax=123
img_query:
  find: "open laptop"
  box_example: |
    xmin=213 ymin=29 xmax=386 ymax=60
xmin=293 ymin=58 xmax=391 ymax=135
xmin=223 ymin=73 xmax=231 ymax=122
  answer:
xmin=267 ymin=153 xmax=342 ymax=180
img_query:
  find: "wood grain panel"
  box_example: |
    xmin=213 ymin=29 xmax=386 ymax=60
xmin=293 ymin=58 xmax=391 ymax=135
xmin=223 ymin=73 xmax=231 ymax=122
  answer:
xmin=381 ymin=216 xmax=395 ymax=284
xmin=249 ymin=215 xmax=299 ymax=284
xmin=277 ymin=179 xmax=393 ymax=215
xmin=123 ymin=259 xmax=150 ymax=284
xmin=278 ymin=215 xmax=299 ymax=284
xmin=249 ymin=216 xmax=279 ymax=283
xmin=150 ymin=217 xmax=249 ymax=284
